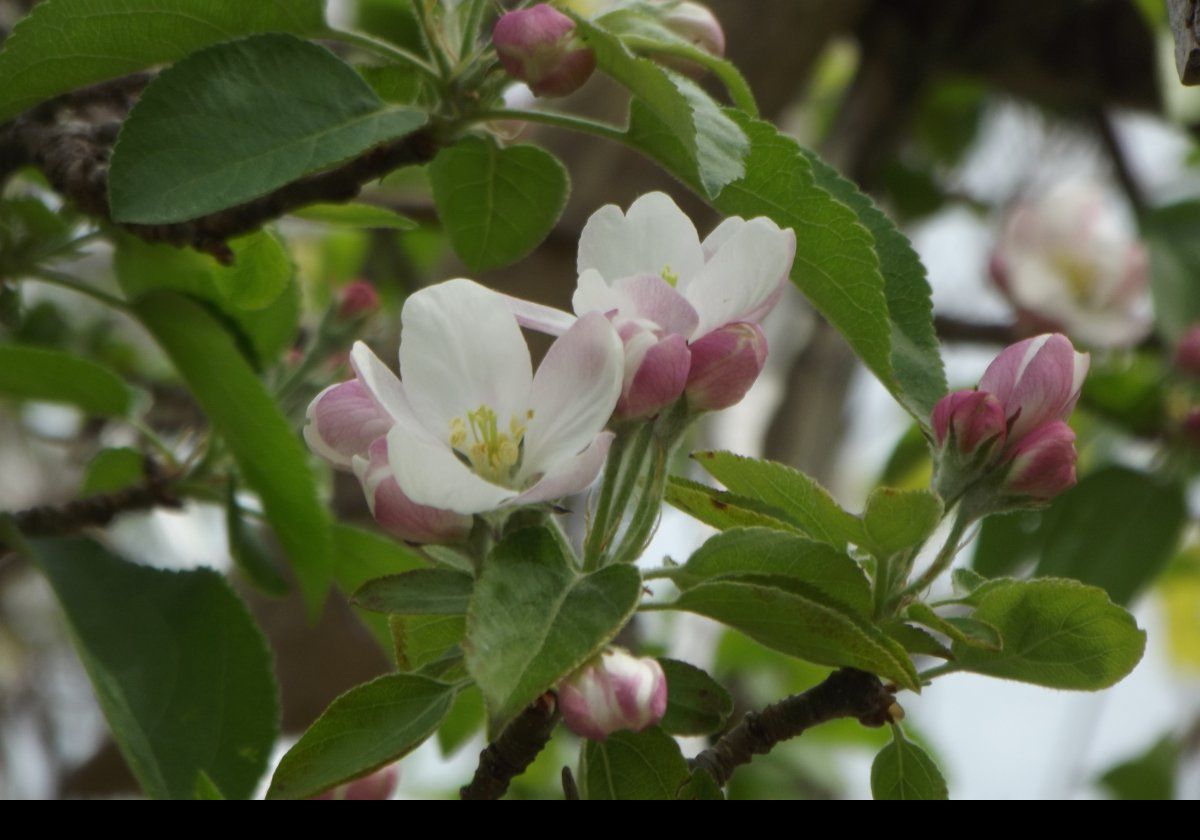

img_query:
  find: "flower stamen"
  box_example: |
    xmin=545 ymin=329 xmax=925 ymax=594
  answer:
xmin=450 ymin=405 xmax=531 ymax=485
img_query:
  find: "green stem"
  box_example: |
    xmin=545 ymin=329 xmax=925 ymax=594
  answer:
xmin=469 ymin=109 xmax=631 ymax=146
xmin=412 ymin=0 xmax=455 ymax=80
xmin=582 ymin=429 xmax=632 ymax=571
xmin=459 ymin=0 xmax=490 ymax=60
xmin=641 ymin=564 xmax=685 ymax=582
xmin=29 ymin=269 xmax=130 ymax=312
xmin=326 ymin=28 xmax=441 ymax=80
xmin=902 ymin=509 xmax=973 ymax=599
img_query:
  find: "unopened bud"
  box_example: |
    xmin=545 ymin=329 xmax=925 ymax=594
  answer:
xmin=661 ymin=1 xmax=725 ymax=58
xmin=615 ymin=327 xmax=690 ymax=421
xmin=310 ymin=764 xmax=400 ymax=800
xmin=1176 ymin=325 xmax=1200 ymax=379
xmin=493 ymin=4 xmax=596 ymax=98
xmin=931 ymin=389 xmax=1006 ymax=461
xmin=337 ymin=280 xmax=380 ymax=321
xmin=352 ymin=438 xmax=473 ymax=545
xmin=684 ymin=322 xmax=768 ymax=412
xmin=978 ymin=333 xmax=1089 ymax=445
xmin=558 ymin=648 xmax=668 ymax=741
xmin=1002 ymin=420 xmax=1078 ymax=500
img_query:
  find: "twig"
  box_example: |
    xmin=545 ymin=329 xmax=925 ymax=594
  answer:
xmin=1168 ymin=0 xmax=1200 ymax=85
xmin=460 ymin=692 xmax=560 ymax=800
xmin=690 ymin=668 xmax=897 ymax=788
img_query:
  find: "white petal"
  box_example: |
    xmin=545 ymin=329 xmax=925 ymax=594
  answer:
xmin=611 ymin=274 xmax=700 ymax=338
xmin=399 ymin=278 xmax=533 ymax=441
xmin=499 ymin=292 xmax=577 ymax=337
xmin=522 ymin=312 xmax=623 ymax=477
xmin=386 ymin=425 xmax=516 ymax=515
xmin=572 ymin=268 xmax=624 ymax=318
xmin=349 ymin=341 xmax=412 ymax=423
xmin=515 ymin=432 xmax=614 ymax=505
xmin=577 ymin=192 xmax=705 ymax=284
xmin=686 ymin=218 xmax=795 ymax=337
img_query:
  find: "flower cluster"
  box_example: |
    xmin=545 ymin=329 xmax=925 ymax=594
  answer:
xmin=933 ymin=333 xmax=1089 ymax=504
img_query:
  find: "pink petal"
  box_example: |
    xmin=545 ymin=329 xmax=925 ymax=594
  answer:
xmin=304 ymin=379 xmax=393 ymax=469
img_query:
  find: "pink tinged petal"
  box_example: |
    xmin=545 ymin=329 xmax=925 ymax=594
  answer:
xmin=304 ymin=379 xmax=393 ymax=469
xmin=492 ymin=5 xmax=595 ymax=98
xmin=611 ymin=274 xmax=701 ymax=338
xmin=499 ymin=292 xmax=577 ymax=337
xmin=1003 ymin=421 xmax=1078 ymax=499
xmin=686 ymin=217 xmax=796 ymax=338
xmin=349 ymin=341 xmax=412 ymax=425
xmin=522 ymin=312 xmax=623 ymax=477
xmin=558 ymin=649 xmax=666 ymax=741
xmin=516 ymin=432 xmax=613 ymax=505
xmin=400 ymin=279 xmax=533 ymax=440
xmin=340 ymin=765 xmax=401 ymax=800
xmin=577 ymin=192 xmax=706 ymax=285
xmin=616 ymin=333 xmax=691 ymax=421
xmin=684 ymin=322 xmax=768 ymax=412
xmin=977 ymin=333 xmax=1090 ymax=443
xmin=931 ymin=389 xmax=1007 ymax=458
xmin=385 ymin=425 xmax=517 ymax=515
xmin=352 ymin=438 xmax=471 ymax=544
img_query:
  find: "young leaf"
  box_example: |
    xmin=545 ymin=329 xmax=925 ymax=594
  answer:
xmin=870 ymin=728 xmax=949 ymax=800
xmin=81 ymin=447 xmax=144 ymax=495
xmin=353 ymin=568 xmax=475 ymax=615
xmin=0 ymin=0 xmax=329 ymax=122
xmin=665 ymin=476 xmax=800 ymax=533
xmin=428 ymin=136 xmax=569 ymax=272
xmin=1097 ymin=734 xmax=1179 ymax=801
xmin=29 ymin=536 xmax=278 ymax=800
xmin=209 ymin=229 xmax=292 ymax=311
xmin=464 ymin=527 xmax=642 ymax=735
xmin=882 ymin=621 xmax=953 ymax=660
xmin=131 ymin=291 xmax=332 ymax=612
xmin=691 ymin=451 xmax=865 ymax=547
xmin=225 ymin=481 xmax=288 ymax=596
xmin=862 ymin=487 xmax=943 ymax=558
xmin=905 ymin=602 xmax=1000 ymax=651
xmin=291 ymin=202 xmax=417 ymax=230
xmin=672 ymin=579 xmax=920 ymax=691
xmin=331 ymin=523 xmax=429 ymax=653
xmin=658 ymin=658 xmax=733 ymax=737
xmin=952 ymin=578 xmax=1146 ymax=690
xmin=109 ymin=34 xmax=427 ymax=223
xmin=680 ymin=528 xmax=873 ymax=617
xmin=0 ymin=344 xmax=135 ymax=417
xmin=581 ymin=727 xmax=691 ymax=800
xmin=267 ymin=674 xmax=455 ymax=800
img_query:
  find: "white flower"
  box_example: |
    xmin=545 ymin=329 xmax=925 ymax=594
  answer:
xmin=310 ymin=279 xmax=624 ymax=517
xmin=991 ymin=180 xmax=1151 ymax=349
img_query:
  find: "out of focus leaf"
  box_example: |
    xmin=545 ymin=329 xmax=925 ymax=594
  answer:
xmin=0 ymin=344 xmax=134 ymax=416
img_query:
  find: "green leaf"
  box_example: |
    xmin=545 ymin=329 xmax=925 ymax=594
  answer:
xmin=658 ymin=658 xmax=733 ymax=737
xmin=862 ymin=487 xmax=943 ymax=557
xmin=267 ymin=673 xmax=455 ymax=800
xmin=427 ymin=135 xmax=569 ymax=272
xmin=951 ymin=578 xmax=1146 ymax=690
xmin=1144 ymin=201 xmax=1200 ymax=341
xmin=330 ymin=523 xmax=428 ymax=653
xmin=291 ymin=202 xmax=417 ymax=230
xmin=354 ymin=568 xmax=474 ymax=615
xmin=1033 ymin=467 xmax=1186 ymax=606
xmin=575 ymin=14 xmax=747 ymax=197
xmin=581 ymin=727 xmax=691 ymax=800
xmin=0 ymin=0 xmax=328 ymax=122
xmin=799 ymin=149 xmax=946 ymax=416
xmin=680 ymin=528 xmax=872 ymax=617
xmin=115 ymin=232 xmax=300 ymax=365
xmin=225 ymin=480 xmax=288 ymax=596
xmin=671 ymin=579 xmax=919 ymax=691
xmin=29 ymin=535 xmax=278 ymax=800
xmin=665 ymin=475 xmax=799 ymax=533
xmin=210 ymin=229 xmax=291 ymax=311
xmin=882 ymin=621 xmax=953 ymax=660
xmin=971 ymin=509 xmax=1043 ymax=578
xmin=904 ymin=602 xmax=1000 ymax=651
xmin=392 ymin=614 xmax=466 ymax=672
xmin=0 ymin=344 xmax=134 ymax=416
xmin=81 ymin=447 xmax=144 ymax=495
xmin=1097 ymin=734 xmax=1179 ymax=800
xmin=437 ymin=685 xmax=485 ymax=757
xmin=464 ymin=527 xmax=642 ymax=735
xmin=109 ymin=34 xmax=427 ymax=223
xmin=131 ymin=291 xmax=332 ymax=612
xmin=870 ymin=728 xmax=948 ymax=800
xmin=691 ymin=451 xmax=864 ymax=547
xmin=677 ymin=769 xmax=725 ymax=800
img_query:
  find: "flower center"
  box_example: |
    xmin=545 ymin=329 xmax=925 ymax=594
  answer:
xmin=1052 ymin=252 xmax=1098 ymax=305
xmin=449 ymin=405 xmax=532 ymax=486
xmin=661 ymin=265 xmax=680 ymax=287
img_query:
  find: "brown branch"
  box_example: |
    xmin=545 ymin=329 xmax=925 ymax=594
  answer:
xmin=461 ymin=692 xmax=560 ymax=801
xmin=691 ymin=668 xmax=898 ymax=788
xmin=1169 ymin=0 xmax=1200 ymax=85
xmin=0 ymin=74 xmax=440 ymax=263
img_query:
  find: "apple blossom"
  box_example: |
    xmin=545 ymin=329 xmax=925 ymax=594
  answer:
xmin=931 ymin=388 xmax=1006 ymax=460
xmin=558 ymin=648 xmax=668 ymax=741
xmin=1002 ymin=420 xmax=1078 ymax=499
xmin=684 ymin=321 xmax=768 ymax=412
xmin=493 ymin=4 xmax=596 ymax=98
xmin=315 ymin=279 xmax=623 ymax=517
xmin=336 ymin=280 xmax=380 ymax=321
xmin=990 ymin=181 xmax=1151 ymax=349
xmin=976 ymin=333 xmax=1090 ymax=445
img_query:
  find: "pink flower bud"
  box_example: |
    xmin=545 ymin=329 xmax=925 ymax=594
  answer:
xmin=1181 ymin=409 xmax=1200 ymax=448
xmin=931 ymin=389 xmax=1007 ymax=459
xmin=614 ymin=327 xmax=691 ymax=421
xmin=558 ymin=648 xmax=668 ymax=741
xmin=684 ymin=322 xmax=768 ymax=412
xmin=977 ymin=333 xmax=1090 ymax=445
xmin=1176 ymin=325 xmax=1200 ymax=378
xmin=310 ymin=764 xmax=400 ymax=800
xmin=1003 ymin=420 xmax=1077 ymax=499
xmin=661 ymin=1 xmax=725 ymax=58
xmin=493 ymin=5 xmax=596 ymax=98
xmin=353 ymin=438 xmax=473 ymax=545
xmin=337 ymin=280 xmax=380 ymax=321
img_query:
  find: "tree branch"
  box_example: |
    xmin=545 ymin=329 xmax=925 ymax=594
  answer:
xmin=460 ymin=692 xmax=560 ymax=801
xmin=691 ymin=668 xmax=898 ymax=788
xmin=0 ymin=74 xmax=439 ymax=264
xmin=1169 ymin=0 xmax=1200 ymax=85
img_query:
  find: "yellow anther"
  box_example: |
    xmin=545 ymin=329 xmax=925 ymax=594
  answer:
xmin=449 ymin=404 xmax=529 ymax=485
xmin=661 ymin=265 xmax=680 ymax=287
